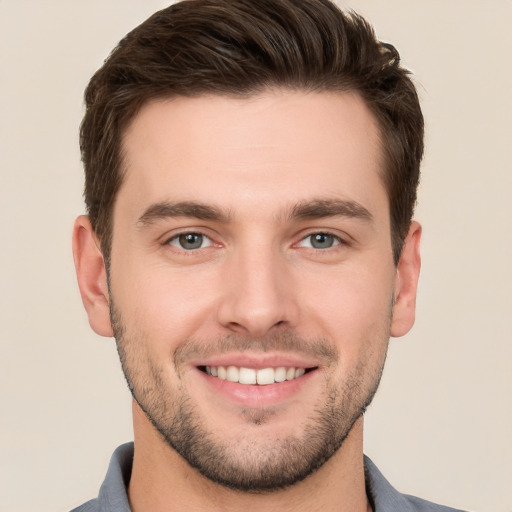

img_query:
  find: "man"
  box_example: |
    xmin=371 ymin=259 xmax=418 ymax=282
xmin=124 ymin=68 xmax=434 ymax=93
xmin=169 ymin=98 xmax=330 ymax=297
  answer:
xmin=71 ymin=0 xmax=466 ymax=511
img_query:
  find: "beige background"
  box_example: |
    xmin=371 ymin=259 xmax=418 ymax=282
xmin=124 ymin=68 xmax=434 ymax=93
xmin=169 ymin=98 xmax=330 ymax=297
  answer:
xmin=1 ymin=1 xmax=511 ymax=511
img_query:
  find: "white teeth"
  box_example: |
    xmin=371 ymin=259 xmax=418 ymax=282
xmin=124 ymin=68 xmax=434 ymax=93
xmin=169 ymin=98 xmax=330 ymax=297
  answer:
xmin=226 ymin=365 xmax=239 ymax=382
xmin=205 ymin=365 xmax=308 ymax=385
xmin=239 ymin=367 xmax=257 ymax=385
xmin=286 ymin=367 xmax=296 ymax=380
xmin=274 ymin=367 xmax=287 ymax=382
xmin=256 ymin=368 xmax=275 ymax=385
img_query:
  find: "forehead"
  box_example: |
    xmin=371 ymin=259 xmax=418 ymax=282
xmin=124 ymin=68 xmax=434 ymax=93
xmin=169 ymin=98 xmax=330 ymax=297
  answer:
xmin=118 ymin=90 xmax=387 ymax=222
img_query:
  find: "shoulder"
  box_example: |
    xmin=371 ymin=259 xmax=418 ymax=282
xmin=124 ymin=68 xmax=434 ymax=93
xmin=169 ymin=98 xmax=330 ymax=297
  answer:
xmin=68 ymin=443 xmax=134 ymax=512
xmin=69 ymin=499 xmax=99 ymax=512
xmin=401 ymin=494 xmax=469 ymax=512
xmin=364 ymin=456 xmax=469 ymax=512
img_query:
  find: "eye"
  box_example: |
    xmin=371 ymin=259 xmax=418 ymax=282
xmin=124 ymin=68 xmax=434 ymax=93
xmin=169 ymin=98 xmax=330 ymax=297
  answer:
xmin=168 ymin=232 xmax=213 ymax=250
xmin=298 ymin=233 xmax=341 ymax=249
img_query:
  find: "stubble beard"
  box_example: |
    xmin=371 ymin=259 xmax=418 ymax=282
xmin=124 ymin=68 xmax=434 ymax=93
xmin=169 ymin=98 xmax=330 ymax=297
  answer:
xmin=110 ymin=302 xmax=389 ymax=493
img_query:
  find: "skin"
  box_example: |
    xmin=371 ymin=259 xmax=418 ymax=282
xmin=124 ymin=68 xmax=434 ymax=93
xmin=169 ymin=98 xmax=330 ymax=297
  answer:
xmin=73 ymin=90 xmax=421 ymax=512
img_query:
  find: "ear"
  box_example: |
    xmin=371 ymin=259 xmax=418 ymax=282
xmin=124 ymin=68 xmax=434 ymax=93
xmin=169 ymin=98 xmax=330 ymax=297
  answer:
xmin=390 ymin=221 xmax=422 ymax=338
xmin=72 ymin=216 xmax=114 ymax=337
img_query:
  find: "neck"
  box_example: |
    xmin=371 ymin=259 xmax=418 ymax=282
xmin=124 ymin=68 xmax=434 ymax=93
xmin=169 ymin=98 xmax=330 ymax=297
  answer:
xmin=128 ymin=401 xmax=370 ymax=512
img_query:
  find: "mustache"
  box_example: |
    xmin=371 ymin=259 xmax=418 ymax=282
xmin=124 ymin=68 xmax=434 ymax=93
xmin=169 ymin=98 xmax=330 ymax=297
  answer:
xmin=173 ymin=331 xmax=339 ymax=369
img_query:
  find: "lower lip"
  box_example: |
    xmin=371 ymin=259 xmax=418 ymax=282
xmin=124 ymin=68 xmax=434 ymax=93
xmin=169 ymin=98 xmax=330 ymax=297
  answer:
xmin=196 ymin=368 xmax=317 ymax=407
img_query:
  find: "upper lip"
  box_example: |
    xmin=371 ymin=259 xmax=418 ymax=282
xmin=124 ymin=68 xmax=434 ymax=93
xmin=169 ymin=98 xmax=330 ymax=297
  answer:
xmin=190 ymin=352 xmax=321 ymax=370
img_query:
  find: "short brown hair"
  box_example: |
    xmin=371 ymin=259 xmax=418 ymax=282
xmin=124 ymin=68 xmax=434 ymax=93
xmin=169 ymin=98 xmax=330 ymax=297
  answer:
xmin=80 ymin=0 xmax=423 ymax=264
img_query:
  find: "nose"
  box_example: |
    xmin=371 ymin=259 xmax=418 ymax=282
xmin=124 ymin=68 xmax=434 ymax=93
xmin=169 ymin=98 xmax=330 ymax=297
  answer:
xmin=216 ymin=245 xmax=299 ymax=338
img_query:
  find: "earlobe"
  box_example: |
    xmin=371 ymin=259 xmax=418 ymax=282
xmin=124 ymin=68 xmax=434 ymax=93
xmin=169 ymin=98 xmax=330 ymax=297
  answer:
xmin=72 ymin=216 xmax=114 ymax=337
xmin=390 ymin=221 xmax=422 ymax=338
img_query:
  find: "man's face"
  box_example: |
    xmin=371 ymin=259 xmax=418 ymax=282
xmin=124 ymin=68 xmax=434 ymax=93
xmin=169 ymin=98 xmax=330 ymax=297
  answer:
xmin=99 ymin=91 xmax=416 ymax=490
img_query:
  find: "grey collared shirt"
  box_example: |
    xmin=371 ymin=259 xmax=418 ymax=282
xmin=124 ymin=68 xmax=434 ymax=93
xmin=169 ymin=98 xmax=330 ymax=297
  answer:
xmin=70 ymin=443 xmax=469 ymax=512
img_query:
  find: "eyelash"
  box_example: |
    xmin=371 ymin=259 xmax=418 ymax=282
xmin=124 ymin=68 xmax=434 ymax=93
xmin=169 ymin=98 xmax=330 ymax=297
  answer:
xmin=296 ymin=232 xmax=345 ymax=250
xmin=165 ymin=231 xmax=215 ymax=251
xmin=164 ymin=230 xmax=346 ymax=253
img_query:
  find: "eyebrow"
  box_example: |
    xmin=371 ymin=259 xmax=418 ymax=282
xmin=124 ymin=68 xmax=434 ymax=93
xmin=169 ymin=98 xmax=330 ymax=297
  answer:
xmin=289 ymin=198 xmax=373 ymax=223
xmin=136 ymin=197 xmax=373 ymax=228
xmin=137 ymin=201 xmax=231 ymax=227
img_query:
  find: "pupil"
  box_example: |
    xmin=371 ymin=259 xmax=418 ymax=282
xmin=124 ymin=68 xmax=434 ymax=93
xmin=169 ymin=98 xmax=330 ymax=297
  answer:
xmin=311 ymin=233 xmax=333 ymax=249
xmin=179 ymin=233 xmax=202 ymax=249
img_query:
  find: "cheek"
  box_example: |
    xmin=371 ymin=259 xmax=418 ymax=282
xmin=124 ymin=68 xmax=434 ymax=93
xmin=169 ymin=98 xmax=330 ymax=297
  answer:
xmin=110 ymin=258 xmax=222 ymax=344
xmin=300 ymin=265 xmax=394 ymax=327
xmin=298 ymin=265 xmax=394 ymax=366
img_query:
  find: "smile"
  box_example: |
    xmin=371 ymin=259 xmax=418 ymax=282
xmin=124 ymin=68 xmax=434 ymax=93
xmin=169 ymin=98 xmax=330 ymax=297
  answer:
xmin=201 ymin=365 xmax=313 ymax=385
